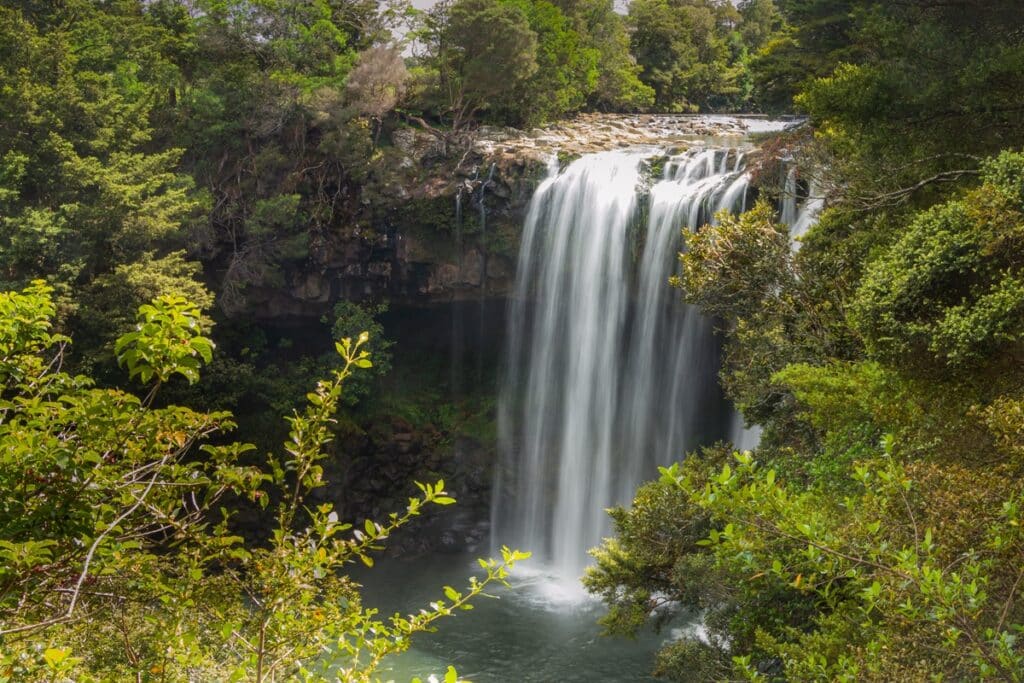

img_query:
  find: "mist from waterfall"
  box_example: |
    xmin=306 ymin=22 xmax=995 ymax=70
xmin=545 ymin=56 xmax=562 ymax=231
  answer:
xmin=494 ymin=147 xmax=755 ymax=583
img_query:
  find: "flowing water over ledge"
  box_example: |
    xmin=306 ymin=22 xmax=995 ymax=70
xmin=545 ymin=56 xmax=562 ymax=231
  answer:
xmin=493 ymin=146 xmax=757 ymax=582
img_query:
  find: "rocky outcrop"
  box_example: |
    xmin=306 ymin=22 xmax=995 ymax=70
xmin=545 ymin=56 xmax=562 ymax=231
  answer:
xmin=471 ymin=112 xmax=789 ymax=161
xmin=246 ymin=114 xmax=798 ymax=320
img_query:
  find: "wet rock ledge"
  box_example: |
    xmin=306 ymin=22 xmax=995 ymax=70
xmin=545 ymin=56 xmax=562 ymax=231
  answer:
xmin=246 ymin=114 xmax=796 ymax=320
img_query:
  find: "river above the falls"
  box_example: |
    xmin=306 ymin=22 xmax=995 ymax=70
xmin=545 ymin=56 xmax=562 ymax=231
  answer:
xmin=358 ymin=552 xmax=688 ymax=682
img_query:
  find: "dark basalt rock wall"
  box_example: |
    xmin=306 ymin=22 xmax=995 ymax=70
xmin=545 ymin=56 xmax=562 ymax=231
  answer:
xmin=238 ymin=130 xmax=549 ymax=321
xmin=234 ymin=114 xmax=788 ymax=322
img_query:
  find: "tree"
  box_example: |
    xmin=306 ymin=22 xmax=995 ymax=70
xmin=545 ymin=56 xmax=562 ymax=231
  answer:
xmin=671 ymin=201 xmax=848 ymax=442
xmin=739 ymin=0 xmax=781 ymax=50
xmin=628 ymin=0 xmax=740 ymax=111
xmin=494 ymin=0 xmax=599 ymax=125
xmin=742 ymin=0 xmax=859 ymax=111
xmin=425 ymin=0 xmax=540 ymax=129
xmin=346 ymin=45 xmax=409 ymax=145
xmin=0 ymin=282 xmax=529 ymax=681
xmin=558 ymin=0 xmax=655 ymax=110
xmin=411 ymin=0 xmax=638 ymax=127
xmin=0 ymin=2 xmax=203 ymax=319
xmin=851 ymin=151 xmax=1024 ymax=376
xmin=646 ymin=443 xmax=1024 ymax=680
xmin=73 ymin=251 xmax=216 ymax=376
xmin=175 ymin=0 xmax=377 ymax=314
xmin=785 ymin=0 xmax=1024 ymax=204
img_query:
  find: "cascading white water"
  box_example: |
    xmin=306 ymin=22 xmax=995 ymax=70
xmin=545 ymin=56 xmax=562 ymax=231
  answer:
xmin=728 ymin=165 xmax=824 ymax=447
xmin=730 ymin=412 xmax=763 ymax=451
xmin=791 ymin=179 xmax=824 ymax=248
xmin=495 ymin=147 xmax=754 ymax=583
xmin=496 ymin=150 xmax=643 ymax=583
xmin=778 ymin=164 xmax=826 ymax=249
xmin=780 ymin=166 xmax=799 ymax=227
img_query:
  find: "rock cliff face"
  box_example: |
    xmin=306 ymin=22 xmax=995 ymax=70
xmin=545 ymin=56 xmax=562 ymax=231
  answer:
xmin=237 ymin=114 xmax=798 ymax=552
xmin=245 ymin=114 xmax=796 ymax=320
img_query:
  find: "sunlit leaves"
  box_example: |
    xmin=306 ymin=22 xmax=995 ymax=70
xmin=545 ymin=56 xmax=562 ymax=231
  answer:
xmin=656 ymin=444 xmax=1024 ymax=680
xmin=852 ymin=151 xmax=1024 ymax=374
xmin=114 ymin=295 xmax=214 ymax=385
xmin=1 ymin=287 xmax=530 ymax=681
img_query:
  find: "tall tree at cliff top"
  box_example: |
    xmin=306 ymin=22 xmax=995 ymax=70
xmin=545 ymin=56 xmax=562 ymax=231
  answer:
xmin=747 ymin=0 xmax=856 ymax=110
xmin=414 ymin=0 xmax=540 ymax=129
xmin=737 ymin=0 xmax=782 ymax=52
xmin=413 ymin=0 xmax=650 ymax=127
xmin=492 ymin=0 xmax=601 ymax=125
xmin=553 ymin=0 xmax=656 ymax=110
xmin=0 ymin=1 xmax=208 ymax=350
xmin=628 ymin=0 xmax=750 ymax=111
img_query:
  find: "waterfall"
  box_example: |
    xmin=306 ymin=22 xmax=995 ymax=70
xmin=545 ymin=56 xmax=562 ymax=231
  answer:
xmin=451 ymin=183 xmax=465 ymax=396
xmin=494 ymin=148 xmax=752 ymax=583
xmin=730 ymin=412 xmax=763 ymax=452
xmin=790 ymin=179 xmax=824 ymax=248
xmin=780 ymin=166 xmax=798 ymax=227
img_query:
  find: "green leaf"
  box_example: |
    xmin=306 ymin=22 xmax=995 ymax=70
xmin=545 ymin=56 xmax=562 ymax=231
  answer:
xmin=43 ymin=648 xmax=69 ymax=668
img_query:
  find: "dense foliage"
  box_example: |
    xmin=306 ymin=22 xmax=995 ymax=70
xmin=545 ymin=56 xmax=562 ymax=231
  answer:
xmin=0 ymin=283 xmax=528 ymax=681
xmin=0 ymin=1 xmax=204 ymax=329
xmin=410 ymin=0 xmax=650 ymax=127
